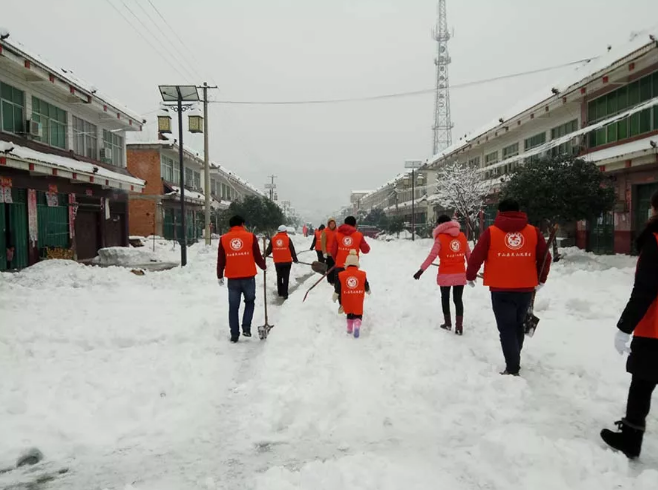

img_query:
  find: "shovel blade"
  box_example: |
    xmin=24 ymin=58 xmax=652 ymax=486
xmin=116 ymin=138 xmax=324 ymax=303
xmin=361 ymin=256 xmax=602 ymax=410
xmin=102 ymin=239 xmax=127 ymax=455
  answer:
xmin=311 ymin=261 xmax=328 ymax=274
xmin=258 ymin=324 xmax=274 ymax=340
xmin=523 ymin=313 xmax=539 ymax=337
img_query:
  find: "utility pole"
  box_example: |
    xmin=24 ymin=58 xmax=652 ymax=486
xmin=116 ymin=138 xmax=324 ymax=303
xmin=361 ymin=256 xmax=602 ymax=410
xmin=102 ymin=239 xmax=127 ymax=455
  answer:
xmin=200 ymin=82 xmax=219 ymax=246
xmin=265 ymin=175 xmax=277 ymax=201
xmin=405 ymin=160 xmax=423 ymax=241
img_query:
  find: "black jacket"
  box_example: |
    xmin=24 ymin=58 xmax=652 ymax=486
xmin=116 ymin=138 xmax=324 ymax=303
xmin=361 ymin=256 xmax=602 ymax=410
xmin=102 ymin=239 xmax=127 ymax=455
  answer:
xmin=619 ymin=217 xmax=658 ymax=381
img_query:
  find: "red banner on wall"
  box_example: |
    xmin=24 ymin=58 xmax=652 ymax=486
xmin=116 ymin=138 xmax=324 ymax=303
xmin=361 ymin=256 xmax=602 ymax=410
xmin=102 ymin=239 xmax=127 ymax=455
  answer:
xmin=28 ymin=189 xmax=38 ymax=245
xmin=69 ymin=194 xmax=78 ymax=239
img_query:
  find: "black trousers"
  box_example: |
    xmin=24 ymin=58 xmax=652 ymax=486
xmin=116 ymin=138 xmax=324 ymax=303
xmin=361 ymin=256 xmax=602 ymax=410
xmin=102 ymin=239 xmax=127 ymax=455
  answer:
xmin=491 ymin=291 xmax=533 ymax=374
xmin=347 ymin=313 xmax=363 ymax=320
xmin=326 ymin=256 xmax=336 ymax=284
xmin=316 ymin=251 xmax=325 ymax=263
xmin=275 ymin=263 xmax=292 ymax=298
xmin=440 ymin=286 xmax=464 ymax=317
xmin=626 ymin=376 xmax=657 ymax=429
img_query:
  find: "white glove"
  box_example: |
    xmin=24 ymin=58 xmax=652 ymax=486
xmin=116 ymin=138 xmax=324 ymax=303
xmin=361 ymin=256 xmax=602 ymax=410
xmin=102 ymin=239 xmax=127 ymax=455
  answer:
xmin=218 ymin=278 xmax=225 ymax=286
xmin=536 ymin=283 xmax=545 ymax=292
xmin=367 ymin=290 xmax=371 ymax=296
xmin=468 ymin=281 xmax=476 ymax=288
xmin=338 ymin=305 xmax=344 ymax=314
xmin=332 ymin=292 xmax=339 ymax=303
xmin=614 ymin=330 xmax=631 ymax=355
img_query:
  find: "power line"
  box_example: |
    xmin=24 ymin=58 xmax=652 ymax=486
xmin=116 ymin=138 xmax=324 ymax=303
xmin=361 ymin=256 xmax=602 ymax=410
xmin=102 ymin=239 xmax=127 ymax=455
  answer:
xmin=146 ymin=0 xmax=214 ymax=84
xmin=119 ymin=0 xmax=197 ymax=81
xmin=133 ymin=0 xmax=205 ymax=81
xmin=103 ymin=0 xmax=189 ymax=81
xmin=208 ymin=58 xmax=593 ymax=106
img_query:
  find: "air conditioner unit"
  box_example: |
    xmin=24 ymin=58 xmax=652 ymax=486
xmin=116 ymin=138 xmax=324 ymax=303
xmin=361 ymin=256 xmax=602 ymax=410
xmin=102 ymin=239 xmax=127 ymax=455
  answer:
xmin=100 ymin=147 xmax=112 ymax=159
xmin=28 ymin=120 xmax=43 ymax=138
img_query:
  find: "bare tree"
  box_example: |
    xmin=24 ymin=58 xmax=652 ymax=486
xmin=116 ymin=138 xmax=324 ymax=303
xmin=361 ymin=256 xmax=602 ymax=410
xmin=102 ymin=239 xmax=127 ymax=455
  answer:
xmin=432 ymin=160 xmax=488 ymax=241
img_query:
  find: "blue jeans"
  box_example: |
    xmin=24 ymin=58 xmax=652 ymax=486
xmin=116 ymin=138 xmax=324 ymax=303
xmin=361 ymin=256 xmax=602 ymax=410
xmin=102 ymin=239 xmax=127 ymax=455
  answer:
xmin=491 ymin=291 xmax=533 ymax=374
xmin=227 ymin=277 xmax=256 ymax=338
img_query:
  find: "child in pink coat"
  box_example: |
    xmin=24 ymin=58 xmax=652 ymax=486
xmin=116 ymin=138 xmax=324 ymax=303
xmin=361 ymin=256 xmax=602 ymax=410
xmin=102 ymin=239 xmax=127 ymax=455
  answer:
xmin=413 ymin=215 xmax=471 ymax=335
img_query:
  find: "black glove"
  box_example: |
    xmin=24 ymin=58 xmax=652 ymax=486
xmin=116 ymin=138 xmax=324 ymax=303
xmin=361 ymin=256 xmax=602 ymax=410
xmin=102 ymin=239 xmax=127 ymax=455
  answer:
xmin=413 ymin=269 xmax=423 ymax=280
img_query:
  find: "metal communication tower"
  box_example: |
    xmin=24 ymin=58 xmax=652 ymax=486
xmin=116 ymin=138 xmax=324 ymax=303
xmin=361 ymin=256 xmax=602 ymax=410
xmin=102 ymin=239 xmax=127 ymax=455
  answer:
xmin=432 ymin=0 xmax=454 ymax=155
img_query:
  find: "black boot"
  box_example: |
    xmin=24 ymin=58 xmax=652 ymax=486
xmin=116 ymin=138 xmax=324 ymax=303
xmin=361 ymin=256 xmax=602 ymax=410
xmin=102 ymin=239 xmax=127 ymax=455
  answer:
xmin=440 ymin=314 xmax=452 ymax=331
xmin=600 ymin=419 xmax=644 ymax=459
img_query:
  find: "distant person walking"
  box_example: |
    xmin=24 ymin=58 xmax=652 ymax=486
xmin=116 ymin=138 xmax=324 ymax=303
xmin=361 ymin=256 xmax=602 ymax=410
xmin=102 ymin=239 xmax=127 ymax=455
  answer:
xmin=310 ymin=224 xmax=326 ymax=263
xmin=601 ymin=190 xmax=658 ymax=459
xmin=217 ymin=215 xmax=267 ymax=343
xmin=413 ymin=215 xmax=471 ymax=335
xmin=466 ymin=199 xmax=551 ymax=375
xmin=265 ymin=225 xmax=299 ymax=300
xmin=322 ymin=218 xmax=338 ymax=284
xmin=330 ymin=216 xmax=371 ymax=288
xmin=302 ymin=224 xmax=308 ymax=238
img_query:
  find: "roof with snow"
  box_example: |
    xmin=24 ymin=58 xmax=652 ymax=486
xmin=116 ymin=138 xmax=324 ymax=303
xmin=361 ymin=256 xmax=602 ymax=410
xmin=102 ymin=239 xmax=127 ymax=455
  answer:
xmin=0 ymin=140 xmax=145 ymax=191
xmin=0 ymin=29 xmax=144 ymax=125
xmin=429 ymin=30 xmax=658 ymax=165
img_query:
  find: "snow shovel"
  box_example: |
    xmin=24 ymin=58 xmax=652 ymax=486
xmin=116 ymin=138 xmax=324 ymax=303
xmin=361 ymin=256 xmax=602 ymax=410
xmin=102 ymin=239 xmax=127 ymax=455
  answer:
xmin=303 ymin=266 xmax=336 ymax=302
xmin=298 ymin=261 xmax=328 ymax=274
xmin=258 ymin=237 xmax=274 ymax=340
xmin=523 ymin=224 xmax=559 ymax=337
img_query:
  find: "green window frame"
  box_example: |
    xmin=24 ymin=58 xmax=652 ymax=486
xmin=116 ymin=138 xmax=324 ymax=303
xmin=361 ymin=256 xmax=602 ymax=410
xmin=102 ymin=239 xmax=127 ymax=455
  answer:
xmin=0 ymin=82 xmax=25 ymax=134
xmin=161 ymin=155 xmax=174 ymax=182
xmin=502 ymin=143 xmax=519 ymax=159
xmin=639 ymin=108 xmax=651 ymax=133
xmin=524 ymin=132 xmax=546 ymax=150
xmin=32 ymin=97 xmax=67 ymax=149
xmin=484 ymin=151 xmax=498 ymax=165
xmin=72 ymin=116 xmax=98 ymax=159
xmin=193 ymin=171 xmax=201 ymax=190
xmin=102 ymin=130 xmax=124 ymax=166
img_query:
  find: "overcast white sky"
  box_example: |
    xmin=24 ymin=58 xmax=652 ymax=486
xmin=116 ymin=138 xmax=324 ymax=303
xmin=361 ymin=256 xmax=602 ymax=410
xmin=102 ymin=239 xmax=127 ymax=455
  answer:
xmin=4 ymin=0 xmax=658 ymax=224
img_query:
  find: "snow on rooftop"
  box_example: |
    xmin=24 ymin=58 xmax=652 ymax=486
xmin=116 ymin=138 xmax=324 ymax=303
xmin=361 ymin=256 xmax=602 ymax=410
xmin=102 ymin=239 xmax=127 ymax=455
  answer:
xmin=583 ymin=135 xmax=658 ymax=163
xmin=429 ymin=29 xmax=658 ymax=165
xmin=0 ymin=141 xmax=144 ymax=187
xmin=169 ymin=186 xmax=205 ymax=203
xmin=0 ymin=35 xmax=143 ymax=123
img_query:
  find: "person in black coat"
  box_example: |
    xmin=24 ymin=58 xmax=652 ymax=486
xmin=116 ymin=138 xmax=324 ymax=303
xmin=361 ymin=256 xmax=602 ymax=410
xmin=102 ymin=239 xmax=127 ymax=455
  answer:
xmin=601 ymin=190 xmax=658 ymax=459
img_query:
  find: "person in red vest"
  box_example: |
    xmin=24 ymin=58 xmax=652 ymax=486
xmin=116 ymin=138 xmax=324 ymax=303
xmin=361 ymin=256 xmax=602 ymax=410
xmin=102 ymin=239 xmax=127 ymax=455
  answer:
xmin=466 ymin=199 xmax=551 ymax=375
xmin=302 ymin=224 xmax=308 ymax=238
xmin=265 ymin=225 xmax=299 ymax=300
xmin=330 ymin=215 xmax=371 ymax=287
xmin=413 ymin=215 xmax=471 ymax=335
xmin=322 ymin=218 xmax=338 ymax=284
xmin=310 ymin=224 xmax=326 ymax=263
xmin=217 ymin=215 xmax=267 ymax=343
xmin=333 ymin=250 xmax=371 ymax=338
xmin=601 ymin=190 xmax=658 ymax=459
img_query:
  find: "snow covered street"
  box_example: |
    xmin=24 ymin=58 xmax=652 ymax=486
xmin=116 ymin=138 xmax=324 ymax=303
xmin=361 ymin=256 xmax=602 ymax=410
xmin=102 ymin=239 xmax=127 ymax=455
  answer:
xmin=1 ymin=237 xmax=657 ymax=489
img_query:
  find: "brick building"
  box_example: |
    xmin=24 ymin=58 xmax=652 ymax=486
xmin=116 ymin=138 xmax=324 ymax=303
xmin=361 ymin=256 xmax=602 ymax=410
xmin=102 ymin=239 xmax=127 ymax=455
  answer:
xmin=0 ymin=32 xmax=144 ymax=270
xmin=127 ymin=136 xmax=263 ymax=241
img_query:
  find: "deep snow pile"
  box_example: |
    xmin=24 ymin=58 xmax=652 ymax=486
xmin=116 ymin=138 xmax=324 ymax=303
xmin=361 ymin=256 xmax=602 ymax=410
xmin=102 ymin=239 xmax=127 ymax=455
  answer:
xmin=1 ymin=237 xmax=657 ymax=489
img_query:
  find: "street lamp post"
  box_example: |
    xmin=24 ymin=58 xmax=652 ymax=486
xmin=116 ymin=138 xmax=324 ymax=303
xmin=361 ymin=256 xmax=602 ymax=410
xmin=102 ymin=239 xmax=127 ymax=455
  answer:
xmin=404 ymin=160 xmax=423 ymax=241
xmin=158 ymin=85 xmax=200 ymax=267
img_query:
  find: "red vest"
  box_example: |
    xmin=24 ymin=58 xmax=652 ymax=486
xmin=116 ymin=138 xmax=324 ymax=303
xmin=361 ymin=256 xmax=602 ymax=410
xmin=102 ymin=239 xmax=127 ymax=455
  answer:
xmin=314 ymin=230 xmax=323 ymax=251
xmin=339 ymin=268 xmax=367 ymax=316
xmin=324 ymin=228 xmax=336 ymax=253
xmin=272 ymin=232 xmax=292 ymax=263
xmin=221 ymin=226 xmax=257 ymax=279
xmin=483 ymin=225 xmax=539 ymax=289
xmin=438 ymin=233 xmax=467 ymax=275
xmin=634 ymin=233 xmax=658 ymax=339
xmin=335 ymin=231 xmax=363 ymax=268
